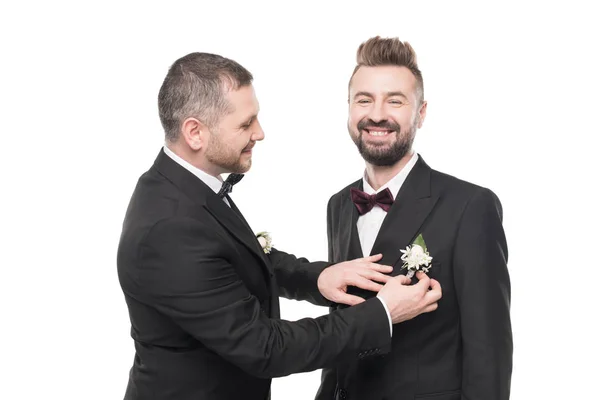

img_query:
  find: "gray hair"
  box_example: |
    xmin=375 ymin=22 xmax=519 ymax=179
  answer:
xmin=158 ymin=52 xmax=253 ymax=142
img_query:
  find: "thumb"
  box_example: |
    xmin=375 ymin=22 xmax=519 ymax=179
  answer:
xmin=414 ymin=273 xmax=431 ymax=291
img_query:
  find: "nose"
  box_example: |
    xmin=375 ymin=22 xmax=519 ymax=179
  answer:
xmin=252 ymin=120 xmax=265 ymax=141
xmin=369 ymin=101 xmax=386 ymax=123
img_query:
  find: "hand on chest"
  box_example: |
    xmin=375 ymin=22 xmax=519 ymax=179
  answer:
xmin=354 ymin=209 xmax=451 ymax=282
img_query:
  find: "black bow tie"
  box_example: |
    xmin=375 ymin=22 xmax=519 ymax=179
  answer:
xmin=218 ymin=173 xmax=244 ymax=198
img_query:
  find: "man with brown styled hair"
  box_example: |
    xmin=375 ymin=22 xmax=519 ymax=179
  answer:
xmin=317 ymin=37 xmax=512 ymax=400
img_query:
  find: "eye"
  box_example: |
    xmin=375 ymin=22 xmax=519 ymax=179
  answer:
xmin=389 ymin=99 xmax=403 ymax=105
xmin=240 ymin=119 xmax=254 ymax=129
xmin=357 ymin=99 xmax=371 ymax=104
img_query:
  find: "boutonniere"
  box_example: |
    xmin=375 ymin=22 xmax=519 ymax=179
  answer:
xmin=256 ymin=231 xmax=273 ymax=254
xmin=400 ymin=233 xmax=433 ymax=278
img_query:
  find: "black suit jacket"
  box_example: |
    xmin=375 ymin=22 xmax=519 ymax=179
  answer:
xmin=317 ymin=156 xmax=512 ymax=400
xmin=117 ymin=149 xmax=391 ymax=400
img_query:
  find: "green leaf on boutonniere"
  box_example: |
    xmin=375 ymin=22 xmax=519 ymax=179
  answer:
xmin=413 ymin=233 xmax=427 ymax=252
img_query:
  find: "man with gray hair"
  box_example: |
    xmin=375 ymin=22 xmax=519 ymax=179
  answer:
xmin=117 ymin=52 xmax=442 ymax=400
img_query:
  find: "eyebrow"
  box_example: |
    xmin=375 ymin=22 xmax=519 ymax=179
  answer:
xmin=353 ymin=91 xmax=372 ymax=99
xmin=239 ymin=115 xmax=256 ymax=127
xmin=353 ymin=91 xmax=408 ymax=100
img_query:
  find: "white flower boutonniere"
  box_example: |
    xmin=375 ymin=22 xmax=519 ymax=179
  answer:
xmin=400 ymin=233 xmax=433 ymax=278
xmin=256 ymin=231 xmax=273 ymax=254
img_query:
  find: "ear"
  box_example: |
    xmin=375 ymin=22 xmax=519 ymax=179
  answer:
xmin=417 ymin=100 xmax=428 ymax=128
xmin=180 ymin=117 xmax=208 ymax=151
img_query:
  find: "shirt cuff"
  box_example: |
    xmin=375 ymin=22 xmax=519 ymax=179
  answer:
xmin=376 ymin=295 xmax=393 ymax=336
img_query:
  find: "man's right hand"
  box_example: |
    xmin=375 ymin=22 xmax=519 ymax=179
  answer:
xmin=378 ymin=271 xmax=442 ymax=324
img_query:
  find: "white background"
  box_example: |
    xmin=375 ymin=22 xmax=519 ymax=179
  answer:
xmin=1 ymin=1 xmax=598 ymax=399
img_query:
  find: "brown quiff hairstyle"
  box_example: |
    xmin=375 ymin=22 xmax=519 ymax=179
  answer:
xmin=349 ymin=36 xmax=424 ymax=104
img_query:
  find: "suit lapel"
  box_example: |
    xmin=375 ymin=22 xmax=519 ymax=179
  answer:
xmin=223 ymin=195 xmax=274 ymax=275
xmin=226 ymin=197 xmax=280 ymax=317
xmin=153 ymin=149 xmax=273 ymax=279
xmin=339 ymin=180 xmax=364 ymax=261
xmin=225 ymin=197 xmax=279 ymax=317
xmin=369 ymin=156 xmax=440 ymax=272
xmin=204 ymin=195 xmax=274 ymax=276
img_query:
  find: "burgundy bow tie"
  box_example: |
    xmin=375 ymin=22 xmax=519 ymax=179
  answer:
xmin=350 ymin=187 xmax=394 ymax=215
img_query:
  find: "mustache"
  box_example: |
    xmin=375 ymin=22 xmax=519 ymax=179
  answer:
xmin=357 ymin=119 xmax=400 ymax=132
xmin=243 ymin=142 xmax=255 ymax=151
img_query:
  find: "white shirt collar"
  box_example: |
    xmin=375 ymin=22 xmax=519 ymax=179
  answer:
xmin=362 ymin=151 xmax=419 ymax=199
xmin=163 ymin=145 xmax=224 ymax=195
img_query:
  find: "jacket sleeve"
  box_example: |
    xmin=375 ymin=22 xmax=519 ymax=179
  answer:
xmin=269 ymin=248 xmax=331 ymax=307
xmin=453 ymin=188 xmax=513 ymax=399
xmin=130 ymin=216 xmax=390 ymax=379
xmin=315 ymin=195 xmax=340 ymax=399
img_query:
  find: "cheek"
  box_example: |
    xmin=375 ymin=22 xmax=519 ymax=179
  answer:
xmin=235 ymin=135 xmax=251 ymax=152
xmin=391 ymin=110 xmax=413 ymax=127
xmin=349 ymin=108 xmax=366 ymax=126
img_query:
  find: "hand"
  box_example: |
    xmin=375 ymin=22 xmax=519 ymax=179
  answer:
xmin=317 ymin=254 xmax=393 ymax=306
xmin=378 ymin=271 xmax=442 ymax=324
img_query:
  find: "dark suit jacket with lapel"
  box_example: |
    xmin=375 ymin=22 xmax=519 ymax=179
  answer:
xmin=317 ymin=155 xmax=512 ymax=400
xmin=117 ymin=149 xmax=392 ymax=400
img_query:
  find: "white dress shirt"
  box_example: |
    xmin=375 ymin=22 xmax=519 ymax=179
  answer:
xmin=358 ymin=151 xmax=419 ymax=257
xmin=359 ymin=152 xmax=419 ymax=335
xmin=163 ymin=146 xmax=230 ymax=206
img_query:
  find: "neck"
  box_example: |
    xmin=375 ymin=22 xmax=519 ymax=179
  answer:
xmin=166 ymin=141 xmax=222 ymax=178
xmin=364 ymin=151 xmax=414 ymax=191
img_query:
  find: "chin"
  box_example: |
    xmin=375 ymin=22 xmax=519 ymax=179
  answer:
xmin=234 ymin=160 xmax=252 ymax=174
xmin=362 ymin=142 xmax=394 ymax=154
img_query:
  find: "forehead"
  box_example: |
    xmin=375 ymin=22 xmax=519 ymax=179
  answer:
xmin=224 ymin=84 xmax=259 ymax=117
xmin=350 ymin=66 xmax=417 ymax=96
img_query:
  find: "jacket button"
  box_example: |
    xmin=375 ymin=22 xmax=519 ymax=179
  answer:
xmin=338 ymin=388 xmax=348 ymax=399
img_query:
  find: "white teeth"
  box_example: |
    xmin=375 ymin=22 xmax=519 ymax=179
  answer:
xmin=367 ymin=130 xmax=390 ymax=136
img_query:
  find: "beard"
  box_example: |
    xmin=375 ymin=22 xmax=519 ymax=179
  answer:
xmin=206 ymin=132 xmax=252 ymax=174
xmin=349 ymin=118 xmax=418 ymax=166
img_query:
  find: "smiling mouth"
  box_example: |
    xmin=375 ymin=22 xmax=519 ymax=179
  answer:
xmin=363 ymin=128 xmax=394 ymax=137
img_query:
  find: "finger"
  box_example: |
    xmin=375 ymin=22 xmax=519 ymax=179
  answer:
xmin=429 ymin=278 xmax=442 ymax=296
xmin=365 ymin=262 xmax=393 ymax=273
xmin=423 ymin=302 xmax=438 ymax=313
xmin=362 ymin=253 xmax=383 ymax=262
xmin=423 ymin=288 xmax=442 ymax=306
xmin=427 ymin=279 xmax=443 ymax=300
xmin=394 ymin=275 xmax=412 ymax=285
xmin=351 ymin=277 xmax=385 ymax=292
xmin=416 ymin=271 xmax=428 ymax=279
xmin=363 ymin=271 xmax=392 ymax=283
xmin=334 ymin=293 xmax=366 ymax=306
xmin=414 ymin=273 xmax=431 ymax=291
